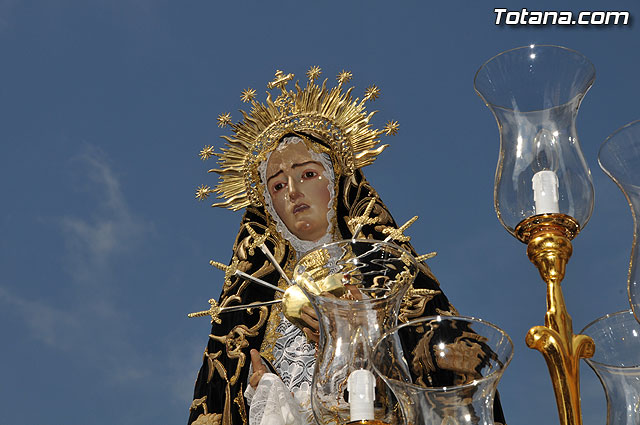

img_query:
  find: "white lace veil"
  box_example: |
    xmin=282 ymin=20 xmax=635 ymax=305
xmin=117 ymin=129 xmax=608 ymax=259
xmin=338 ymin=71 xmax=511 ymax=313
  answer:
xmin=258 ymin=136 xmax=336 ymax=257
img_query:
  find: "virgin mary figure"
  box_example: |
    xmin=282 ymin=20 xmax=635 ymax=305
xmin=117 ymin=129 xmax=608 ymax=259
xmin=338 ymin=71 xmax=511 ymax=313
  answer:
xmin=187 ymin=68 xmax=505 ymax=425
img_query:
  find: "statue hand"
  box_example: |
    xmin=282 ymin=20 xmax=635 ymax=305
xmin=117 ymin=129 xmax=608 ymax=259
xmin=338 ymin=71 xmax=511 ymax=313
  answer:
xmin=301 ymin=305 xmax=319 ymax=344
xmin=249 ymin=349 xmax=267 ymax=388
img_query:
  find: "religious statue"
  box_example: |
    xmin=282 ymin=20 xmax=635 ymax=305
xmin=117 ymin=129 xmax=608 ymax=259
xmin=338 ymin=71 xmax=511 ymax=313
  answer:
xmin=187 ymin=67 xmax=506 ymax=425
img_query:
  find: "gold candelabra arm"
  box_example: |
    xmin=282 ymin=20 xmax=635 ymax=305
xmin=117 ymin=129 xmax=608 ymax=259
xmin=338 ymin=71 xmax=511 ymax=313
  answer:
xmin=516 ymin=214 xmax=595 ymax=425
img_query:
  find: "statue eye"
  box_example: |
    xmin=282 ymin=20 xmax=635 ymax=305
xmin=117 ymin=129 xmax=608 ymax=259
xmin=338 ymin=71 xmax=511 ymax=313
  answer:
xmin=273 ymin=182 xmax=285 ymax=192
xmin=303 ymin=171 xmax=318 ymax=179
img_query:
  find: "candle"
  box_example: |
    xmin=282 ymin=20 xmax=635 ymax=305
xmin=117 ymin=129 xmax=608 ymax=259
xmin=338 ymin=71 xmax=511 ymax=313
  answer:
xmin=532 ymin=170 xmax=560 ymax=214
xmin=347 ymin=369 xmax=376 ymax=421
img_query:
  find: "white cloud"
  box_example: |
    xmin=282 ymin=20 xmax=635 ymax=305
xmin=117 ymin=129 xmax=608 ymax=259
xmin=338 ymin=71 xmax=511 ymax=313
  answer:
xmin=60 ymin=147 xmax=153 ymax=286
xmin=0 ymin=285 xmax=82 ymax=349
xmin=0 ymin=143 xmax=205 ymax=423
xmin=1 ymin=145 xmax=155 ymax=382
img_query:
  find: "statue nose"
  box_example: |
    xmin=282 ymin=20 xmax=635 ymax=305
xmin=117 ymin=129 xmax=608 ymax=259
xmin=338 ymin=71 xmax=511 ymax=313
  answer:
xmin=288 ymin=178 xmax=303 ymax=201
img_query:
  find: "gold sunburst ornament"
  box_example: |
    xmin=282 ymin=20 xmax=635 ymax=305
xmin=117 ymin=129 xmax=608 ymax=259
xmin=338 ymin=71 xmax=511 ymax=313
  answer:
xmin=240 ymin=88 xmax=257 ymax=103
xmin=306 ymin=65 xmax=321 ymax=82
xmin=199 ymin=145 xmax=215 ymax=161
xmin=216 ymin=113 xmax=232 ymax=128
xmin=364 ymin=85 xmax=381 ymax=102
xmin=195 ymin=184 xmax=214 ymax=201
xmin=384 ymin=120 xmax=400 ymax=136
xmin=337 ymin=70 xmax=353 ymax=86
xmin=198 ymin=66 xmax=399 ymax=211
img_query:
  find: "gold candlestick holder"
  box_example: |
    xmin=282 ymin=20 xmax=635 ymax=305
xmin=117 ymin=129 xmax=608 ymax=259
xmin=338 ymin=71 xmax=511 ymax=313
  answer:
xmin=515 ymin=214 xmax=595 ymax=425
xmin=475 ymin=44 xmax=597 ymax=425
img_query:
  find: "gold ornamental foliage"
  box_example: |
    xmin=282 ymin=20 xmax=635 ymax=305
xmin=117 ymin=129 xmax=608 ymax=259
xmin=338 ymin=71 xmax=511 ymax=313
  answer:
xmin=197 ymin=66 xmax=399 ymax=211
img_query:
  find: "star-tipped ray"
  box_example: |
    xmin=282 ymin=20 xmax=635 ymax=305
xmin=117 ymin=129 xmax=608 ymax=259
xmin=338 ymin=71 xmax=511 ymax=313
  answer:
xmin=217 ymin=113 xmax=232 ymax=128
xmin=384 ymin=120 xmax=399 ymax=136
xmin=337 ymin=70 xmax=353 ymax=85
xmin=240 ymin=88 xmax=257 ymax=103
xmin=306 ymin=66 xmax=321 ymax=82
xmin=199 ymin=145 xmax=215 ymax=160
xmin=364 ymin=85 xmax=380 ymax=101
xmin=195 ymin=184 xmax=213 ymax=201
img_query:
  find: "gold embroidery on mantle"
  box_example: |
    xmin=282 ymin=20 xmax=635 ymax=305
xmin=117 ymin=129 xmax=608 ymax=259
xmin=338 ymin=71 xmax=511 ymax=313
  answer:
xmin=398 ymin=286 xmax=441 ymax=323
xmin=234 ymin=383 xmax=248 ymax=425
xmin=204 ymin=349 xmax=222 ymax=384
xmin=192 ymin=413 xmax=222 ymax=425
xmin=205 ymin=306 xmax=268 ymax=425
xmin=190 ymin=396 xmax=223 ymax=425
xmin=210 ymin=307 xmax=268 ymax=385
xmin=190 ymin=396 xmax=208 ymax=413
xmin=438 ymin=305 xmax=459 ymax=316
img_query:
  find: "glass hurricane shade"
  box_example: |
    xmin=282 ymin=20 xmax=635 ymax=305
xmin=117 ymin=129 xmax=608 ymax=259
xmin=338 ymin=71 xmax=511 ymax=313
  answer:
xmin=599 ymin=120 xmax=640 ymax=322
xmin=371 ymin=316 xmax=513 ymax=425
xmin=581 ymin=310 xmax=640 ymax=425
xmin=474 ymin=45 xmax=595 ymax=236
xmin=293 ymin=240 xmax=419 ymax=425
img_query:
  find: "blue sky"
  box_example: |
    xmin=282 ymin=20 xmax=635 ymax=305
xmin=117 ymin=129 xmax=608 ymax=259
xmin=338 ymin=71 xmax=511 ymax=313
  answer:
xmin=2 ymin=1 xmax=640 ymax=424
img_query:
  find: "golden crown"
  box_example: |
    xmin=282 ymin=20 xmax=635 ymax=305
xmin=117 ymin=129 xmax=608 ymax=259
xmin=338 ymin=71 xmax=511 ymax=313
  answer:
xmin=196 ymin=66 xmax=399 ymax=211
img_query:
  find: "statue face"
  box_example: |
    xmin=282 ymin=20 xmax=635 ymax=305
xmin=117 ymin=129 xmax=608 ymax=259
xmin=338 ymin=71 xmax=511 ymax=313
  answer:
xmin=265 ymin=141 xmax=331 ymax=242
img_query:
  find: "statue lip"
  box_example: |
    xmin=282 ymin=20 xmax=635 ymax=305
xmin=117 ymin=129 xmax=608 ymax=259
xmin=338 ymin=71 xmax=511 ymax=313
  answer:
xmin=293 ymin=203 xmax=309 ymax=214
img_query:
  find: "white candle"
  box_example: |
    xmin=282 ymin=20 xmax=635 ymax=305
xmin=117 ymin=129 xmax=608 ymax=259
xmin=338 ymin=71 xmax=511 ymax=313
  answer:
xmin=532 ymin=170 xmax=560 ymax=214
xmin=347 ymin=369 xmax=376 ymax=421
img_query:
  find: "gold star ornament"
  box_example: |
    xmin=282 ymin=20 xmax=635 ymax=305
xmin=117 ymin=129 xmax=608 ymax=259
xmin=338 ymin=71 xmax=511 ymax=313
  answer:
xmin=364 ymin=85 xmax=380 ymax=102
xmin=199 ymin=145 xmax=215 ymax=161
xmin=240 ymin=88 xmax=257 ymax=103
xmin=217 ymin=113 xmax=232 ymax=128
xmin=337 ymin=70 xmax=353 ymax=85
xmin=195 ymin=184 xmax=213 ymax=201
xmin=384 ymin=120 xmax=399 ymax=136
xmin=306 ymin=66 xmax=321 ymax=82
